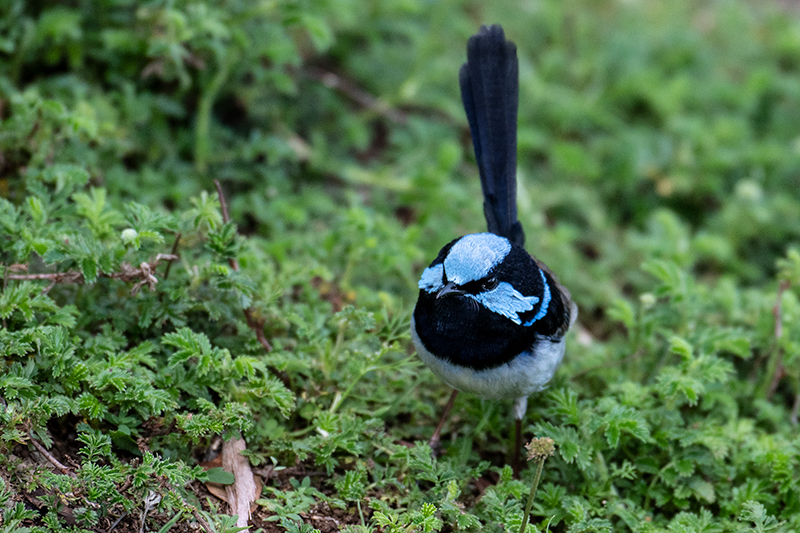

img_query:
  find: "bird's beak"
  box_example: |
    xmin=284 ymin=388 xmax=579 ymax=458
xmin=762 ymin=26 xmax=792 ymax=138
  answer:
xmin=436 ymin=282 xmax=463 ymax=299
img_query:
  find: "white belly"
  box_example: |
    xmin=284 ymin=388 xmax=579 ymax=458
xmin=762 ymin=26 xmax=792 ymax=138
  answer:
xmin=410 ymin=316 xmax=565 ymax=401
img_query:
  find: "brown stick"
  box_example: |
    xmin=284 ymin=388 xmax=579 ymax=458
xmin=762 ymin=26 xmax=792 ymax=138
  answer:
xmin=191 ymin=509 xmax=213 ymax=533
xmin=105 ymin=513 xmax=127 ymax=533
xmin=29 ymin=434 xmax=75 ymax=478
xmin=7 ymin=271 xmax=84 ymax=282
xmin=162 ymin=233 xmax=182 ymax=281
xmin=429 ymin=389 xmax=458 ymax=454
xmin=213 ymin=180 xmax=272 ymax=352
xmin=5 ymin=255 xmax=178 ymax=295
xmin=244 ymin=310 xmax=272 ymax=352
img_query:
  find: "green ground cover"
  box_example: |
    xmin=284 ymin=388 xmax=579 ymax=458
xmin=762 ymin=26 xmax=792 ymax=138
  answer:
xmin=2 ymin=0 xmax=800 ymax=531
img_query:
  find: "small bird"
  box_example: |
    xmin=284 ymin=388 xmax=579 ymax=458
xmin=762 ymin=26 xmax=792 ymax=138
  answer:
xmin=411 ymin=25 xmax=577 ymax=471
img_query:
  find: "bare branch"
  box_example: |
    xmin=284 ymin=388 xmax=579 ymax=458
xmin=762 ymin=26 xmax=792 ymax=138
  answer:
xmin=214 ymin=180 xmax=232 ymax=226
xmin=191 ymin=509 xmax=213 ymax=533
xmin=163 ymin=232 xmax=182 ymax=281
xmin=7 ymin=271 xmax=83 ymax=282
xmin=244 ymin=309 xmax=272 ymax=352
xmin=106 ymin=513 xmax=128 ymax=533
xmin=213 ymin=180 xmax=272 ymax=351
xmin=4 ymin=255 xmax=178 ymax=295
xmin=28 ymin=434 xmax=76 ymax=478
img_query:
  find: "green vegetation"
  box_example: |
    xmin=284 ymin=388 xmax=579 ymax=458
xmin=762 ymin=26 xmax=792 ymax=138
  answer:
xmin=2 ymin=0 xmax=800 ymax=531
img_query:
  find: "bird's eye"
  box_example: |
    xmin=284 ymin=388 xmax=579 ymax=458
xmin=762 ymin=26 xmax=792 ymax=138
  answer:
xmin=482 ymin=277 xmax=498 ymax=291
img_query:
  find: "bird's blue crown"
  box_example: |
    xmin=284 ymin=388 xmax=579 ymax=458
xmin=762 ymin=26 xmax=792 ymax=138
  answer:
xmin=418 ymin=233 xmax=551 ymax=326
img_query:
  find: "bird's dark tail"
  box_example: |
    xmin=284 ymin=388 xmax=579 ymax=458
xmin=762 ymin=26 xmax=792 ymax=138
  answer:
xmin=459 ymin=25 xmax=524 ymax=246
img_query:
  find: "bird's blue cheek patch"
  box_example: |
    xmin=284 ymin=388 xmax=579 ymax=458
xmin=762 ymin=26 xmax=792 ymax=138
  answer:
xmin=523 ymin=271 xmax=551 ymax=326
xmin=419 ymin=264 xmax=444 ymax=293
xmin=470 ymin=281 xmax=539 ymax=325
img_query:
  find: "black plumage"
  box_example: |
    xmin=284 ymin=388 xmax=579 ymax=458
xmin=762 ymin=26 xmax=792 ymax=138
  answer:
xmin=459 ymin=25 xmax=524 ymax=246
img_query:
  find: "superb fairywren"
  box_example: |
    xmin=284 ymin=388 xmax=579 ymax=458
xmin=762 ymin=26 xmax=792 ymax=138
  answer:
xmin=411 ymin=25 xmax=577 ymax=469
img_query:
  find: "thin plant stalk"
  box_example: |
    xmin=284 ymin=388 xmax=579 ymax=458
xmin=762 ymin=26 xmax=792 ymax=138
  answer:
xmin=519 ymin=437 xmax=555 ymax=533
xmin=518 ymin=458 xmax=545 ymax=533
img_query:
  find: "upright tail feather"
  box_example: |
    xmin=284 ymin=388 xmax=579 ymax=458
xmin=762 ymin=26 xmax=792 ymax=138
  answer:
xmin=459 ymin=25 xmax=524 ymax=246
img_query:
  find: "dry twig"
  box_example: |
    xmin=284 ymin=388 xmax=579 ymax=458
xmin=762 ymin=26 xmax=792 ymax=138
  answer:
xmin=162 ymin=233 xmax=182 ymax=281
xmin=105 ymin=513 xmax=127 ymax=533
xmin=5 ymin=254 xmax=178 ymax=295
xmin=28 ymin=433 xmax=76 ymax=478
xmin=214 ymin=180 xmax=272 ymax=351
xmin=191 ymin=509 xmax=213 ymax=533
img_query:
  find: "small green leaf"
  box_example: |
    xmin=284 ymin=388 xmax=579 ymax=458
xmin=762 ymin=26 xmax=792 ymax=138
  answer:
xmin=670 ymin=336 xmax=693 ymax=360
xmin=607 ymin=298 xmax=636 ymax=332
xmin=80 ymin=256 xmax=99 ymax=284
xmin=206 ymin=467 xmax=235 ymax=485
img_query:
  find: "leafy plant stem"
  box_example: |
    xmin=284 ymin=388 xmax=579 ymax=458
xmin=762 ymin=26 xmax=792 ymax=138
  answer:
xmin=157 ymin=511 xmax=182 ymax=533
xmin=643 ymin=461 xmax=673 ymax=511
xmin=196 ymin=52 xmax=235 ymax=173
xmin=341 ymin=254 xmax=356 ymax=292
xmin=328 ymin=321 xmax=347 ymax=375
xmin=330 ymin=348 xmax=391 ymax=414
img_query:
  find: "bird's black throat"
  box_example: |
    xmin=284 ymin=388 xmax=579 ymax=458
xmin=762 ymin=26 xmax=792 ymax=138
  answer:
xmin=413 ymin=290 xmax=537 ymax=371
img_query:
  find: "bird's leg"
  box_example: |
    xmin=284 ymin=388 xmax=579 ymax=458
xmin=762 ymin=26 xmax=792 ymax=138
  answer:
xmin=429 ymin=389 xmax=459 ymax=455
xmin=513 ymin=396 xmax=528 ymax=478
xmin=514 ymin=418 xmax=523 ymax=478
